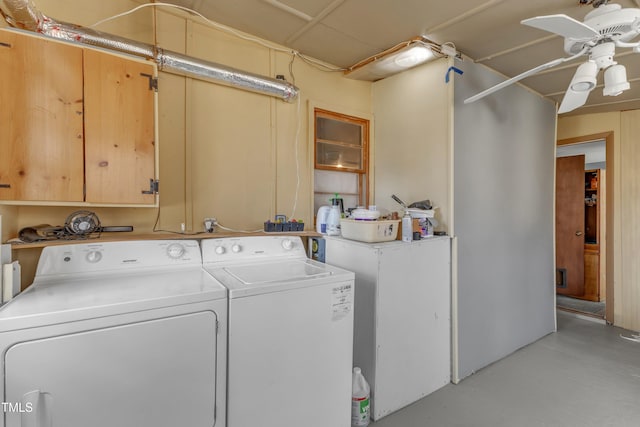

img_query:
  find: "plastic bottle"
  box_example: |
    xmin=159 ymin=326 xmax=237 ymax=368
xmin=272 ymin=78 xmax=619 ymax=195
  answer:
xmin=327 ymin=204 xmax=341 ymax=236
xmin=351 ymin=367 xmax=370 ymax=427
xmin=316 ymin=205 xmax=331 ymax=234
xmin=401 ymin=212 xmax=412 ymax=242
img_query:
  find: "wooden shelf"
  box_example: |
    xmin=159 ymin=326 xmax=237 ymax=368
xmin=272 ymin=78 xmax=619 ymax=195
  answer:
xmin=9 ymin=230 xmax=322 ymax=250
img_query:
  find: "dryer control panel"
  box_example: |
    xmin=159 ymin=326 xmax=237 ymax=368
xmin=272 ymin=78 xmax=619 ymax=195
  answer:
xmin=36 ymin=240 xmax=202 ymax=277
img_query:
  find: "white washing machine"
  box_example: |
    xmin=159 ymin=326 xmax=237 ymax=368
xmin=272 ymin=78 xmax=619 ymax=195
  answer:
xmin=0 ymin=240 xmax=227 ymax=427
xmin=201 ymin=235 xmax=354 ymax=427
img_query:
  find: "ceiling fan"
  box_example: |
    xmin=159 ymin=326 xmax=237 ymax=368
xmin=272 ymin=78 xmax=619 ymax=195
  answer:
xmin=464 ymin=1 xmax=640 ymax=113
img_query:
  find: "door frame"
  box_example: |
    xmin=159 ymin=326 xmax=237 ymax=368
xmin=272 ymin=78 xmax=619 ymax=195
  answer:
xmin=557 ymin=131 xmax=614 ymax=323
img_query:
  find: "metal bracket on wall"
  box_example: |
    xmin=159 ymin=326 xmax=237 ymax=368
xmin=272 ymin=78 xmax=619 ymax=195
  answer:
xmin=141 ymin=179 xmax=159 ymax=195
xmin=140 ymin=73 xmax=158 ymax=92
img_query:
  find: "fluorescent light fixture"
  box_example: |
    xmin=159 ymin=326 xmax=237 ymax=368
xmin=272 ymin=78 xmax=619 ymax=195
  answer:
xmin=393 ymin=45 xmax=434 ymax=67
xmin=603 ymin=64 xmax=630 ymax=96
xmin=345 ymin=37 xmax=445 ymax=81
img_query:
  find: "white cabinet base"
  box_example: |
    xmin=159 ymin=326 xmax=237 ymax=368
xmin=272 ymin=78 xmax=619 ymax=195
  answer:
xmin=326 ymin=236 xmax=451 ymax=420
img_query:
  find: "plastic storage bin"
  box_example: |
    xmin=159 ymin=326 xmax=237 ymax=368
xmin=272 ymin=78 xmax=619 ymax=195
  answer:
xmin=340 ymin=219 xmax=400 ymax=243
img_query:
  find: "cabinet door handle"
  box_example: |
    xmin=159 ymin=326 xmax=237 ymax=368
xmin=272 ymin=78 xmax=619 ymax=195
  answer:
xmin=575 ymin=231 xmax=583 ymax=236
xmin=0 ymin=183 xmax=10 ymax=188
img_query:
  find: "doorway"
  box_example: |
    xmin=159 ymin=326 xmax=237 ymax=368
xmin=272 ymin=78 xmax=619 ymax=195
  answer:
xmin=556 ymin=133 xmax=614 ymax=322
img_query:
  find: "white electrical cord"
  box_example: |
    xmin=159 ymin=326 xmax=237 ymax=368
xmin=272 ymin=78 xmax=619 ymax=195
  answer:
xmin=620 ymin=333 xmax=640 ymax=343
xmin=216 ymin=223 xmax=264 ymax=233
xmin=288 ymin=94 xmax=302 ymax=220
xmin=95 ymin=3 xmax=310 ymax=230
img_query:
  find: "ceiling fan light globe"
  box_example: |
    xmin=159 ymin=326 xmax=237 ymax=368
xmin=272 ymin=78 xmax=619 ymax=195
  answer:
xmin=603 ymin=64 xmax=630 ymax=96
xmin=571 ymin=81 xmax=596 ymax=92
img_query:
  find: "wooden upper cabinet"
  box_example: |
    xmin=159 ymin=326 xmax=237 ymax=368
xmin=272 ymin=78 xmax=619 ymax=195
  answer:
xmin=83 ymin=49 xmax=156 ymax=204
xmin=315 ymin=109 xmax=368 ymax=174
xmin=0 ymin=28 xmax=157 ymax=206
xmin=0 ymin=30 xmax=85 ymax=202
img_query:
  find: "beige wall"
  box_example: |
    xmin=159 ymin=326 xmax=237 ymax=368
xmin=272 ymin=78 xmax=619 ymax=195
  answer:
xmin=372 ymin=58 xmax=452 ymax=230
xmin=558 ymin=111 xmax=640 ymax=331
xmin=2 ymin=1 xmax=371 ymax=283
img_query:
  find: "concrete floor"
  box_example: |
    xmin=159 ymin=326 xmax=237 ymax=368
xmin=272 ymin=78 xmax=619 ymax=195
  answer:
xmin=370 ymin=311 xmax=640 ymax=427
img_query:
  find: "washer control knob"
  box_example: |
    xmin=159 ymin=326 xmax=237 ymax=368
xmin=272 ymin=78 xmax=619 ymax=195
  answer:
xmin=281 ymin=239 xmax=294 ymax=250
xmin=215 ymin=246 xmax=226 ymax=255
xmin=86 ymin=250 xmax=102 ymax=263
xmin=166 ymin=243 xmax=186 ymax=259
xmin=231 ymin=244 xmax=242 ymax=253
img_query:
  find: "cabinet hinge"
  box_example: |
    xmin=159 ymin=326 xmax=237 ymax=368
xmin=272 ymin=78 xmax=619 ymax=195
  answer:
xmin=142 ymin=179 xmax=159 ymax=195
xmin=140 ymin=73 xmax=158 ymax=92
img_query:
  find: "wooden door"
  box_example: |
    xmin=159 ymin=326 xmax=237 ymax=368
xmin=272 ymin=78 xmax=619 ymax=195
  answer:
xmin=83 ymin=49 xmax=156 ymax=204
xmin=556 ymin=155 xmax=585 ymax=296
xmin=0 ymin=30 xmax=84 ymax=201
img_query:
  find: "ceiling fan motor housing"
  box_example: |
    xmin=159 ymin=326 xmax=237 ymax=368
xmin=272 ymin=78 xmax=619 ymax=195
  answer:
xmin=590 ymin=42 xmax=616 ymax=68
xmin=565 ymin=4 xmax=640 ymax=54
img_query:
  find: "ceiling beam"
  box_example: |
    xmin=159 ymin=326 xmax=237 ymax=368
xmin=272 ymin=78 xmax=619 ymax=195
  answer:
xmin=285 ymin=0 xmax=346 ymax=44
xmin=263 ymin=0 xmax=313 ymax=22
xmin=545 ymin=76 xmax=640 ymax=97
xmin=474 ymin=35 xmax=556 ymax=63
xmin=575 ymin=97 xmax=640 ymax=110
xmin=427 ymin=0 xmax=507 ymax=34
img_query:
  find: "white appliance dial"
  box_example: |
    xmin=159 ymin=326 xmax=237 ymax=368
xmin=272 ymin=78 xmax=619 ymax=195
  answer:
xmin=215 ymin=246 xmax=226 ymax=255
xmin=231 ymin=244 xmax=242 ymax=253
xmin=86 ymin=250 xmax=102 ymax=263
xmin=281 ymin=239 xmax=294 ymax=250
xmin=166 ymin=243 xmax=186 ymax=259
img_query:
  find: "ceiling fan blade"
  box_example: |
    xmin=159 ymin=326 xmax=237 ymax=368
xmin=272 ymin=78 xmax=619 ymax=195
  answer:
xmin=558 ymin=87 xmax=592 ymax=113
xmin=558 ymin=88 xmax=591 ymax=114
xmin=557 ymin=62 xmax=598 ymax=114
xmin=464 ymin=57 xmax=566 ymax=104
xmin=522 ymin=15 xmax=600 ymax=39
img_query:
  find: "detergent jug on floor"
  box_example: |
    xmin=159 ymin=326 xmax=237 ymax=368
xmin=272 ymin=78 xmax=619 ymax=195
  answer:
xmin=351 ymin=367 xmax=370 ymax=427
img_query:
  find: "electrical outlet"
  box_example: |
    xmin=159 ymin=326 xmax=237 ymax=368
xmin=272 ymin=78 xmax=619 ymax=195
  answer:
xmin=204 ymin=217 xmax=217 ymax=233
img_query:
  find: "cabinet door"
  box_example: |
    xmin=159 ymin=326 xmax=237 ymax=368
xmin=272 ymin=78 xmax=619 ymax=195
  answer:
xmin=0 ymin=30 xmax=84 ymax=201
xmin=84 ymin=49 xmax=156 ymax=204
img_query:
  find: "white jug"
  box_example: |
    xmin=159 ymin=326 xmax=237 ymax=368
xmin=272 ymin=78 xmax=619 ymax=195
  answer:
xmin=316 ymin=206 xmax=331 ymax=234
xmin=326 ymin=205 xmax=341 ymax=236
xmin=352 ymin=367 xmax=370 ymax=426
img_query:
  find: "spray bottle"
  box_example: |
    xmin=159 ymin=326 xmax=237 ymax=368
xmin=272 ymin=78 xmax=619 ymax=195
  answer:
xmin=327 ymin=193 xmax=342 ymax=236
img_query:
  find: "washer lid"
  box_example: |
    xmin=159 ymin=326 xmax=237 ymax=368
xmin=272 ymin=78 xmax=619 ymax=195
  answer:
xmin=205 ymin=258 xmax=354 ymax=298
xmin=224 ymin=260 xmax=332 ymax=285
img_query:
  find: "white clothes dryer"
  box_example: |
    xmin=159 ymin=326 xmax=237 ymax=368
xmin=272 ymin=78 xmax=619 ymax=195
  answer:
xmin=0 ymin=240 xmax=227 ymax=427
xmin=201 ymin=235 xmax=355 ymax=427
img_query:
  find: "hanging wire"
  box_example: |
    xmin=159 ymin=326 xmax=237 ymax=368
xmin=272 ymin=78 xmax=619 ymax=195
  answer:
xmin=90 ymin=2 xmax=346 ymax=74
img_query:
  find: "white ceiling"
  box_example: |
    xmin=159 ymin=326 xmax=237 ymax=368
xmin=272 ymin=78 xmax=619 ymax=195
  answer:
xmin=154 ymin=0 xmax=640 ymax=116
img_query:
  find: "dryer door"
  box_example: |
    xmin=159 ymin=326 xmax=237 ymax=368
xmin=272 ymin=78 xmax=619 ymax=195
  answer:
xmin=4 ymin=311 xmax=218 ymax=427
